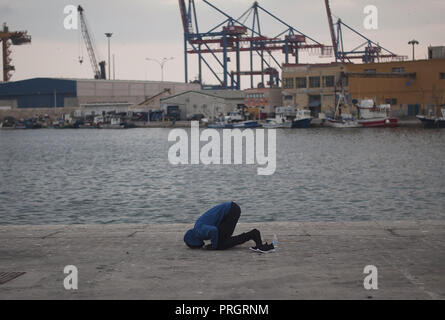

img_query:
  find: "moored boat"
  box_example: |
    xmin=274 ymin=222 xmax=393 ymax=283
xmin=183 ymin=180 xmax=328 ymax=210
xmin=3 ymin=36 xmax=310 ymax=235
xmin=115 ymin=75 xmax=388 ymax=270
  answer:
xmin=325 ymin=119 xmax=363 ymax=128
xmin=291 ymin=109 xmax=312 ymax=128
xmin=324 ymin=92 xmax=362 ymax=128
xmin=262 ymin=119 xmax=292 ymax=129
xmin=262 ymin=108 xmax=293 ymax=128
xmin=417 ymin=108 xmax=445 ymax=128
xmin=356 ymin=100 xmax=398 ymax=128
xmin=232 ymin=120 xmax=259 ymax=128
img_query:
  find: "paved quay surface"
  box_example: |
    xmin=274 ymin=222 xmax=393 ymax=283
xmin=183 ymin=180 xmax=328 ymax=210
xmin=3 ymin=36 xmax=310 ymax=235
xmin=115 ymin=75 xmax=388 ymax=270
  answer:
xmin=0 ymin=221 xmax=444 ymax=300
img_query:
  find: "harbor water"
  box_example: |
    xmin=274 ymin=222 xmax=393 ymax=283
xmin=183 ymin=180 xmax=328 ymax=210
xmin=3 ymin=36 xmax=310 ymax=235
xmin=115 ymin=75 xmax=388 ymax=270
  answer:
xmin=0 ymin=127 xmax=444 ymax=225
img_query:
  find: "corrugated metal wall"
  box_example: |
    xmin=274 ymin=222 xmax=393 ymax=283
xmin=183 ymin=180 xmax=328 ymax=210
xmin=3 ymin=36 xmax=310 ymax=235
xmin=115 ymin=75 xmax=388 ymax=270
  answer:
xmin=0 ymin=78 xmax=77 ymax=108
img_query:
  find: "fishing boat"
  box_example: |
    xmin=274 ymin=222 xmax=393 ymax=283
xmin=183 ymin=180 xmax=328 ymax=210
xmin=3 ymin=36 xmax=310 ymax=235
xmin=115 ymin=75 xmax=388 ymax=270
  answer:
xmin=325 ymin=118 xmax=362 ymax=128
xmin=263 ymin=106 xmax=311 ymax=129
xmin=356 ymin=100 xmax=398 ymax=128
xmin=324 ymin=93 xmax=362 ymax=128
xmin=417 ymin=108 xmax=445 ymax=128
xmin=262 ymin=106 xmax=294 ymax=129
xmin=232 ymin=120 xmax=259 ymax=128
xmin=262 ymin=118 xmax=292 ymax=129
xmin=209 ymin=107 xmax=258 ymax=129
xmin=292 ymin=109 xmax=312 ymax=128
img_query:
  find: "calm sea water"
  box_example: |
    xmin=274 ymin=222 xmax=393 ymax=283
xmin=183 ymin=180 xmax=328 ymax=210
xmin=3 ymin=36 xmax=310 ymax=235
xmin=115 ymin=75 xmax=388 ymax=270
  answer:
xmin=0 ymin=127 xmax=444 ymax=225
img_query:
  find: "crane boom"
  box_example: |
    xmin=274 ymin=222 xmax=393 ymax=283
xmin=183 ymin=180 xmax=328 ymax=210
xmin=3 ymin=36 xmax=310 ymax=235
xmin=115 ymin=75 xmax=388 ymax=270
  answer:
xmin=178 ymin=0 xmax=193 ymax=34
xmin=77 ymin=5 xmax=106 ymax=80
xmin=324 ymin=0 xmax=338 ymax=60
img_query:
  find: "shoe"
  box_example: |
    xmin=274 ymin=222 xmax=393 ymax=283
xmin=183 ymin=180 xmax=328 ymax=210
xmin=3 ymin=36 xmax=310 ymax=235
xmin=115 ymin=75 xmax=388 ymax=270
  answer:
xmin=257 ymin=242 xmax=275 ymax=253
xmin=250 ymin=243 xmax=275 ymax=253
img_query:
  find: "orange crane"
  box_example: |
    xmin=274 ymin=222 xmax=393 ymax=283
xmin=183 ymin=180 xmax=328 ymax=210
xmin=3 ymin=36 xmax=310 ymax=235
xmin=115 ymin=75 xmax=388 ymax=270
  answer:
xmin=0 ymin=23 xmax=31 ymax=82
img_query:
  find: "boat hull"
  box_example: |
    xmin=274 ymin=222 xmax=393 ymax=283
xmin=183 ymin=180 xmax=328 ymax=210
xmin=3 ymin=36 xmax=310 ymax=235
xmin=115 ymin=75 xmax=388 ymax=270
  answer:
xmin=358 ymin=118 xmax=398 ymax=128
xmin=325 ymin=119 xmax=362 ymax=128
xmin=291 ymin=118 xmax=312 ymax=128
xmin=417 ymin=116 xmax=445 ymax=128
xmin=232 ymin=121 xmax=259 ymax=129
xmin=262 ymin=122 xmax=292 ymax=129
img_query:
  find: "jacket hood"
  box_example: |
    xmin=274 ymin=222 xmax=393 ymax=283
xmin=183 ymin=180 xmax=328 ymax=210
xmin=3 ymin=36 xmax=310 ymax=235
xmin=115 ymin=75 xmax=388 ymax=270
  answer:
xmin=184 ymin=229 xmax=204 ymax=248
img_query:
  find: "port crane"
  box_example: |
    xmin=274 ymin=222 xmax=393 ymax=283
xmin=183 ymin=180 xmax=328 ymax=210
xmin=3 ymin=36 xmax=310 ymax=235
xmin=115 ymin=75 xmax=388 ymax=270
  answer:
xmin=179 ymin=0 xmax=332 ymax=90
xmin=0 ymin=23 xmax=31 ymax=82
xmin=77 ymin=5 xmax=106 ymax=80
xmin=324 ymin=0 xmax=406 ymax=63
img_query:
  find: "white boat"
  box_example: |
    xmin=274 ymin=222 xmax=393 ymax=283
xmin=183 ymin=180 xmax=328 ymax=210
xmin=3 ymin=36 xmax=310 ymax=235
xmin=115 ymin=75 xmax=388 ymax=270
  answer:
xmin=356 ymin=100 xmax=398 ymax=127
xmin=263 ymin=106 xmax=310 ymax=128
xmin=325 ymin=92 xmax=362 ymax=128
xmin=262 ymin=118 xmax=293 ymax=129
xmin=262 ymin=108 xmax=293 ymax=128
xmin=325 ymin=119 xmax=363 ymax=128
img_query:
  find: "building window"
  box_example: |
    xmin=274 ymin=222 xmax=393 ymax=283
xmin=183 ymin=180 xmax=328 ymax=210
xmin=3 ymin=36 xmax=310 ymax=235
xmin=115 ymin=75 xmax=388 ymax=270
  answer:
xmin=392 ymin=67 xmax=405 ymax=73
xmin=385 ymin=98 xmax=397 ymax=105
xmin=440 ymin=73 xmax=445 ymax=79
xmin=295 ymin=77 xmax=307 ymax=88
xmin=323 ymin=76 xmax=335 ymax=87
xmin=364 ymin=69 xmax=376 ymax=74
xmin=284 ymin=95 xmax=293 ymax=100
xmin=283 ymin=78 xmax=294 ymax=89
xmin=309 ymin=77 xmax=321 ymax=88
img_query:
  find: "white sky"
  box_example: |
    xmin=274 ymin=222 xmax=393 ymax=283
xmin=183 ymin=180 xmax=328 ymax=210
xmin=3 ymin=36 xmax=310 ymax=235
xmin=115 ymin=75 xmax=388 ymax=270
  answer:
xmin=2 ymin=0 xmax=444 ymax=88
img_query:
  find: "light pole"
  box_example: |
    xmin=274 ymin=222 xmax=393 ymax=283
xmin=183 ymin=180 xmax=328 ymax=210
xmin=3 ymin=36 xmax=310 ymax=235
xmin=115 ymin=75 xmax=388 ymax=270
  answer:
xmin=146 ymin=57 xmax=175 ymax=82
xmin=105 ymin=33 xmax=113 ymax=80
xmin=408 ymin=39 xmax=419 ymax=61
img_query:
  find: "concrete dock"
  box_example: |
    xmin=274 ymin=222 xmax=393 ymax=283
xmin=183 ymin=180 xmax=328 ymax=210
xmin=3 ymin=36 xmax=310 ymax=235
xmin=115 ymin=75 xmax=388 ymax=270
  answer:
xmin=1 ymin=221 xmax=444 ymax=300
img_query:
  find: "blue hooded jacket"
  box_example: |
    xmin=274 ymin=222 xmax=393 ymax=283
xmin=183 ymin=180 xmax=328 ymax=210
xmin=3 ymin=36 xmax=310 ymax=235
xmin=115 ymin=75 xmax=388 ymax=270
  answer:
xmin=184 ymin=202 xmax=233 ymax=249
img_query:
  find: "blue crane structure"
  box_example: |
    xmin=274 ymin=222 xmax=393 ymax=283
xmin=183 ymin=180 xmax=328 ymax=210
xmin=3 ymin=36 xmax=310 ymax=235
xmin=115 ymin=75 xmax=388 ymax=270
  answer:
xmin=179 ymin=0 xmax=333 ymax=90
xmin=324 ymin=0 xmax=406 ymax=63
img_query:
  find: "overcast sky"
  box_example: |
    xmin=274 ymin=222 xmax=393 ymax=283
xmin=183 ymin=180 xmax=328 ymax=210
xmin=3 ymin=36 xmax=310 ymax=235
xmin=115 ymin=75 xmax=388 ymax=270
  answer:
xmin=2 ymin=0 xmax=444 ymax=88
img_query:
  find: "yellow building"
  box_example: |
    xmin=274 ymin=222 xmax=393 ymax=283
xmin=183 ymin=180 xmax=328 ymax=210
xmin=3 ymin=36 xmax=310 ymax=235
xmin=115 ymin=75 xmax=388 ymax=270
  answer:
xmin=282 ymin=58 xmax=445 ymax=118
xmin=281 ymin=63 xmax=347 ymax=117
xmin=345 ymin=59 xmax=445 ymax=117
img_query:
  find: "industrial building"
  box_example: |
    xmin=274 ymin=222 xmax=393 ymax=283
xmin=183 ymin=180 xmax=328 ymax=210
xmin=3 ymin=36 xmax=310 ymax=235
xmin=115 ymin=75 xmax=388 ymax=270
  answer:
xmin=281 ymin=63 xmax=346 ymax=117
xmin=160 ymin=90 xmax=245 ymax=121
xmin=0 ymin=78 xmax=200 ymax=115
xmin=244 ymin=87 xmax=282 ymax=118
xmin=346 ymin=57 xmax=445 ymax=117
xmin=281 ymin=50 xmax=445 ymax=118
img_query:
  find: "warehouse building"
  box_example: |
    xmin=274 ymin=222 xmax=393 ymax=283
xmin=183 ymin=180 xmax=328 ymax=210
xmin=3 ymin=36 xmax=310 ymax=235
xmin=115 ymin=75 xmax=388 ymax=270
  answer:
xmin=281 ymin=48 xmax=445 ymax=118
xmin=244 ymin=87 xmax=282 ymax=119
xmin=346 ymin=58 xmax=445 ymax=117
xmin=281 ymin=63 xmax=346 ymax=117
xmin=160 ymin=90 xmax=245 ymax=121
xmin=0 ymin=78 xmax=200 ymax=115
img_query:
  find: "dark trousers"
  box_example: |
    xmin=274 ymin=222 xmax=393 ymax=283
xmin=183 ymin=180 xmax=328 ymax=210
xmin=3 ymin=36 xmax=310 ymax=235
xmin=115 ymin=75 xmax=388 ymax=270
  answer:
xmin=217 ymin=202 xmax=263 ymax=250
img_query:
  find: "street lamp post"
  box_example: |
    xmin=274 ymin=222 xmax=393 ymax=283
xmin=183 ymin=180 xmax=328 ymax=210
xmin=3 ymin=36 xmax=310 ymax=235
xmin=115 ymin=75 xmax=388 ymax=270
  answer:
xmin=105 ymin=33 xmax=113 ymax=80
xmin=146 ymin=57 xmax=175 ymax=82
xmin=408 ymin=39 xmax=419 ymax=61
